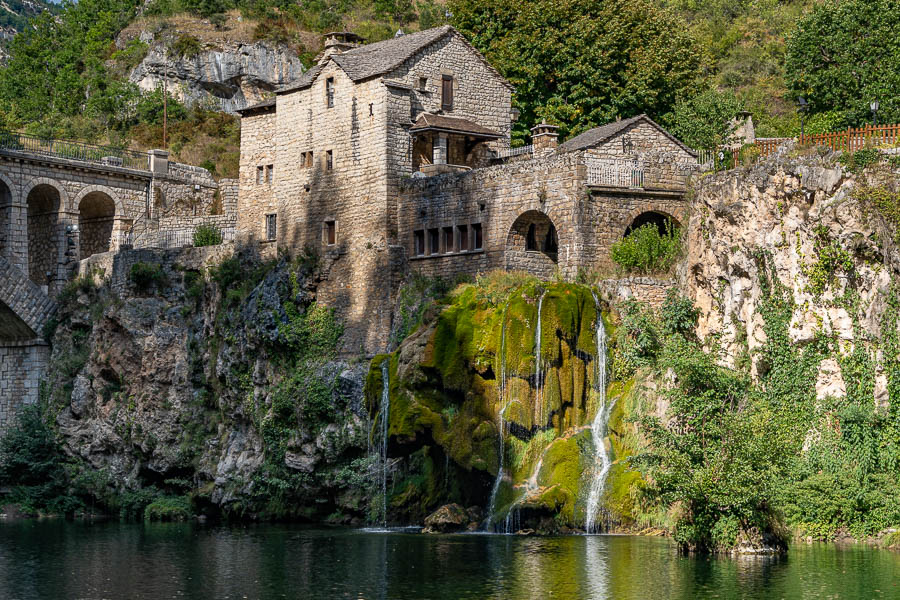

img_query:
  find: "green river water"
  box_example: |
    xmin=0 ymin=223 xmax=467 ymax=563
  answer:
xmin=1 ymin=521 xmax=898 ymax=599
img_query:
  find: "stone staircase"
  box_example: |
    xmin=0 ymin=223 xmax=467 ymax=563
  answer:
xmin=0 ymin=257 xmax=57 ymax=341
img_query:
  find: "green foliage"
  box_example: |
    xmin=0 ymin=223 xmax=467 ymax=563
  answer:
xmin=280 ymin=302 xmax=344 ymax=361
xmin=610 ymin=221 xmax=682 ymax=275
xmin=450 ymin=0 xmax=706 ymax=143
xmin=856 ymin=185 xmax=900 ymax=243
xmin=135 ymin=87 xmax=189 ymax=128
xmin=665 ymin=89 xmax=744 ymax=150
xmin=170 ymin=34 xmax=203 ymax=58
xmin=659 ymin=288 xmax=700 ymax=338
xmin=801 ymin=226 xmax=853 ymax=297
xmin=838 ymin=148 xmax=884 ymax=174
xmin=390 ymin=273 xmax=460 ymax=347
xmin=786 ymin=0 xmax=900 ymax=127
xmin=144 ymin=495 xmax=193 ymax=521
xmin=128 ymin=261 xmax=168 ymax=293
xmin=0 ymin=404 xmax=82 ymax=515
xmin=374 ymin=0 xmax=415 ymax=24
xmin=193 ymin=224 xmax=223 ymax=247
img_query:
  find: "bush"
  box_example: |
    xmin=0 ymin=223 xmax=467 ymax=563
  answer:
xmin=144 ymin=495 xmax=192 ymax=521
xmin=610 ymin=221 xmax=682 ymax=274
xmin=193 ymin=224 xmax=223 ymax=247
xmin=129 ymin=261 xmax=168 ymax=293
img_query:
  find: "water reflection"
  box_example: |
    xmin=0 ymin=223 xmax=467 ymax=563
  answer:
xmin=1 ymin=521 xmax=899 ymax=599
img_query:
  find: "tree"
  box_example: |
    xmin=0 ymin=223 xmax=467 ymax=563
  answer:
xmin=450 ymin=0 xmax=707 ymax=143
xmin=665 ymin=89 xmax=743 ymax=150
xmin=785 ymin=0 xmax=900 ymax=127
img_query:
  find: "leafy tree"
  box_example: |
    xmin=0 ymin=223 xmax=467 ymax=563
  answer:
xmin=374 ymin=0 xmax=416 ymax=25
xmin=450 ymin=0 xmax=706 ymax=143
xmin=665 ymin=89 xmax=743 ymax=150
xmin=785 ymin=0 xmax=900 ymax=127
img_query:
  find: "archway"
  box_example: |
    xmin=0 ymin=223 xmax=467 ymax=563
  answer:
xmin=506 ymin=210 xmax=559 ymax=278
xmin=0 ymin=178 xmax=11 ymax=260
xmin=26 ymin=184 xmax=61 ymax=286
xmin=624 ymin=211 xmax=679 ymax=237
xmin=78 ymin=191 xmax=116 ymax=259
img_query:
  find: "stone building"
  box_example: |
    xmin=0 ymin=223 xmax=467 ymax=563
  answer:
xmin=236 ymin=26 xmax=697 ymax=354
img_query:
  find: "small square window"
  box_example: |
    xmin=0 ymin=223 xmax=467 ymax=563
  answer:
xmin=256 ymin=165 xmax=264 ymax=184
xmin=428 ymin=228 xmax=439 ymax=255
xmin=472 ymin=223 xmax=483 ymax=250
xmin=265 ymin=164 xmax=274 ymax=183
xmin=442 ymin=226 xmax=454 ymax=253
xmin=419 ymin=77 xmax=428 ymax=91
xmin=326 ymin=77 xmax=335 ymax=108
xmin=414 ymin=230 xmax=425 ymax=256
xmin=265 ymin=214 xmax=277 ymax=241
xmin=325 ymin=220 xmax=336 ymax=245
xmin=325 ymin=150 xmax=333 ymax=170
xmin=457 ymin=224 xmax=469 ymax=251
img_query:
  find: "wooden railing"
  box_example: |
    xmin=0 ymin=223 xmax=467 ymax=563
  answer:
xmin=586 ymin=158 xmax=645 ymax=188
xmin=0 ymin=132 xmax=150 ymax=171
xmin=753 ymin=124 xmax=900 ymax=159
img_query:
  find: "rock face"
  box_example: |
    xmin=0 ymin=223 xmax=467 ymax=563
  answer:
xmin=130 ymin=40 xmax=304 ymax=113
xmin=679 ymin=149 xmax=900 ymax=401
xmin=422 ymin=503 xmax=469 ymax=533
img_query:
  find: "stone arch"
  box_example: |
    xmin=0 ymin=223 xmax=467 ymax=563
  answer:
xmin=623 ymin=209 xmax=681 ymax=237
xmin=0 ymin=172 xmax=14 ymax=260
xmin=505 ymin=210 xmax=561 ymax=278
xmin=77 ymin=189 xmax=117 ymax=259
xmin=25 ymin=181 xmax=64 ymax=286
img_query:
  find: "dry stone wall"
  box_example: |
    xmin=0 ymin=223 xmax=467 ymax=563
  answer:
xmin=0 ymin=342 xmax=50 ymax=433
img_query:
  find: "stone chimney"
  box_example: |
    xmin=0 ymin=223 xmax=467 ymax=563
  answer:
xmin=319 ymin=32 xmax=364 ymax=64
xmin=531 ymin=122 xmax=559 ymax=155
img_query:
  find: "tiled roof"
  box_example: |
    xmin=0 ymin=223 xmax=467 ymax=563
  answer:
xmin=558 ymin=114 xmax=696 ymax=156
xmin=278 ymin=26 xmax=513 ymax=94
xmin=235 ymin=97 xmax=276 ymax=114
xmin=410 ymin=113 xmax=501 ymax=138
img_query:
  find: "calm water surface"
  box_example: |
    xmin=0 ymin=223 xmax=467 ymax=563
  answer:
xmin=1 ymin=521 xmax=898 ymax=599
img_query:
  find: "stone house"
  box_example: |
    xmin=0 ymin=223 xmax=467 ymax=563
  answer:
xmin=236 ymin=26 xmax=697 ymax=354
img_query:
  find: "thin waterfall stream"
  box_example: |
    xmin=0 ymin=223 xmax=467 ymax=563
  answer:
xmin=380 ymin=360 xmax=390 ymax=528
xmin=585 ymin=292 xmax=613 ymax=534
xmin=485 ymin=302 xmax=510 ymax=530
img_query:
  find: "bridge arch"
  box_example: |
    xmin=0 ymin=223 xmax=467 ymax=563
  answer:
xmin=505 ymin=209 xmax=561 ymax=278
xmin=74 ymin=186 xmax=121 ymax=259
xmin=24 ymin=179 xmax=65 ymax=287
xmin=623 ymin=209 xmax=681 ymax=237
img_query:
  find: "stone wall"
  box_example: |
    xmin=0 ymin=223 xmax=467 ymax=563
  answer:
xmin=154 ymin=161 xmax=219 ymax=217
xmin=596 ymin=277 xmax=677 ymax=309
xmin=236 ymin=109 xmax=278 ymax=243
xmin=0 ymin=341 xmax=49 ymax=433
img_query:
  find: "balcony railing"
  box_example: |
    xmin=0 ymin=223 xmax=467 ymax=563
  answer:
xmin=495 ymin=144 xmax=534 ymax=159
xmin=586 ymin=159 xmax=645 ymax=188
xmin=0 ymin=132 xmax=150 ymax=171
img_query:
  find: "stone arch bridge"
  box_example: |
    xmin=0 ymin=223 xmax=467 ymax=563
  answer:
xmin=0 ymin=133 xmax=222 ymax=431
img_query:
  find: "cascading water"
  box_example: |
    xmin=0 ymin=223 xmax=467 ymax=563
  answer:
xmin=534 ymin=290 xmax=547 ymax=429
xmin=486 ymin=302 xmax=510 ymax=531
xmin=380 ymin=360 xmax=390 ymax=528
xmin=585 ymin=293 xmax=614 ymax=534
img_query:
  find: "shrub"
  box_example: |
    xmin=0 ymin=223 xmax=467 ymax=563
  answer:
xmin=144 ymin=495 xmax=192 ymax=521
xmin=170 ymin=34 xmax=202 ymax=58
xmin=610 ymin=221 xmax=682 ymax=274
xmin=193 ymin=224 xmax=223 ymax=247
xmin=129 ymin=261 xmax=168 ymax=293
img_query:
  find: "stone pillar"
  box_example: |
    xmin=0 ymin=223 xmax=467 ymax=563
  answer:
xmin=531 ymin=122 xmax=559 ymax=156
xmin=8 ymin=202 xmax=27 ymax=272
xmin=433 ymin=134 xmax=448 ymax=165
xmin=149 ymin=149 xmax=169 ymax=175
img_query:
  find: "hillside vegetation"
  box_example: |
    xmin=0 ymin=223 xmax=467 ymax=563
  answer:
xmin=0 ymin=0 xmax=894 ymax=171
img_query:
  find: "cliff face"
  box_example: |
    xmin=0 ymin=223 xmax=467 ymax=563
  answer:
xmin=128 ymin=38 xmax=304 ymax=113
xmin=680 ymin=149 xmax=900 ymax=401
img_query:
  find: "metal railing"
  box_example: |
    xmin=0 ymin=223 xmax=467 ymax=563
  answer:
xmin=0 ymin=132 xmax=150 ymax=171
xmin=495 ymin=144 xmax=534 ymax=159
xmin=585 ymin=159 xmax=645 ymax=188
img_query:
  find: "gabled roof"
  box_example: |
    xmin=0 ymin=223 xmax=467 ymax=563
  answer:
xmin=410 ymin=113 xmax=501 ymax=138
xmin=277 ymin=26 xmax=513 ymax=94
xmin=236 ymin=97 xmax=276 ymax=115
xmin=558 ymin=114 xmax=697 ymax=157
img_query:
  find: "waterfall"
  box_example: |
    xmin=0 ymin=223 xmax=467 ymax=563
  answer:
xmin=585 ymin=293 xmax=613 ymax=534
xmin=486 ymin=302 xmax=510 ymax=530
xmin=380 ymin=360 xmax=390 ymax=528
xmin=534 ymin=290 xmax=547 ymax=429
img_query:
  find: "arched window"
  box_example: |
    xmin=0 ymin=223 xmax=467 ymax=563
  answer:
xmin=526 ymin=223 xmax=537 ymax=251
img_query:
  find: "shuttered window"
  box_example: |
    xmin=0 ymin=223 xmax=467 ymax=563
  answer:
xmin=441 ymin=75 xmax=453 ymax=110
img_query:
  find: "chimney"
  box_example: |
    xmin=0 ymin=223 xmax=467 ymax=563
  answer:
xmin=531 ymin=122 xmax=559 ymax=155
xmin=319 ymin=32 xmax=364 ymax=64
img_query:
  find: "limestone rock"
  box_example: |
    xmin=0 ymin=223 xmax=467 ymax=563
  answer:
xmin=423 ymin=503 xmax=469 ymax=533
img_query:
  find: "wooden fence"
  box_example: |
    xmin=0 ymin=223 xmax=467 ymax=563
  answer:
xmin=754 ymin=124 xmax=900 ymax=158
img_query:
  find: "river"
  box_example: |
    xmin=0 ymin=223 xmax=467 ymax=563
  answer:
xmin=1 ymin=521 xmax=897 ymax=599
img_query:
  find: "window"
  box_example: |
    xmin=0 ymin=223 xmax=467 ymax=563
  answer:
xmin=414 ymin=230 xmax=425 ymax=256
xmin=325 ymin=150 xmax=333 ymax=170
xmin=419 ymin=77 xmax=428 ymax=91
xmin=441 ymin=75 xmax=453 ymax=110
xmin=442 ymin=226 xmax=454 ymax=253
xmin=326 ymin=77 xmax=334 ymax=108
xmin=544 ymin=224 xmax=558 ymax=253
xmin=325 ymin=220 xmax=336 ymax=245
xmin=526 ymin=223 xmax=537 ymax=251
xmin=266 ymin=164 xmax=274 ymax=183
xmin=428 ymin=228 xmax=439 ymax=255
xmin=265 ymin=214 xmax=277 ymax=241
xmin=472 ymin=223 xmax=483 ymax=250
xmin=457 ymin=224 xmax=469 ymax=251
xmin=256 ymin=165 xmax=264 ymax=184
xmin=302 ymin=152 xmax=313 ymax=168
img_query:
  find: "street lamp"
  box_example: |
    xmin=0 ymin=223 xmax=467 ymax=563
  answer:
xmin=871 ymin=101 xmax=880 ymax=126
xmin=798 ymin=97 xmax=809 ymax=141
